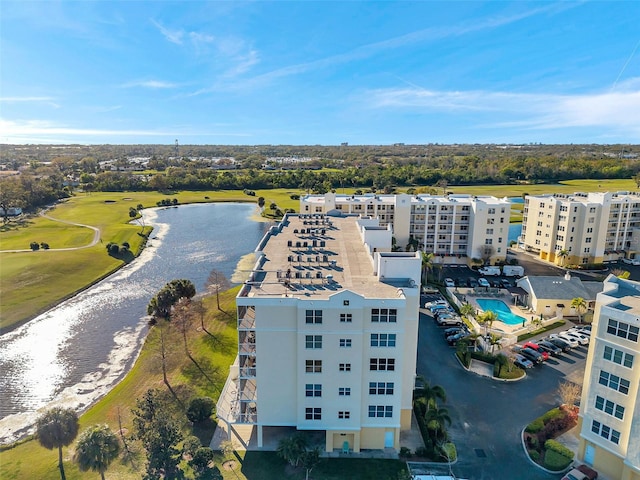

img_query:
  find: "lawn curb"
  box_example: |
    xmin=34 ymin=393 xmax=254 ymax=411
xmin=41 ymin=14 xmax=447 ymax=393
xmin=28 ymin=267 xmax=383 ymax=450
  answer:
xmin=520 ymin=427 xmax=574 ymax=475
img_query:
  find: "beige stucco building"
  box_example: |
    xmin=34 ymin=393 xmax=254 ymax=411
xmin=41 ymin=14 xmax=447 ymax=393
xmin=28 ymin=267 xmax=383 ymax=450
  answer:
xmin=577 ymin=275 xmax=640 ymax=480
xmin=300 ymin=192 xmax=511 ymax=266
xmin=520 ymin=191 xmax=640 ymax=266
xmin=217 ymin=212 xmax=422 ymax=453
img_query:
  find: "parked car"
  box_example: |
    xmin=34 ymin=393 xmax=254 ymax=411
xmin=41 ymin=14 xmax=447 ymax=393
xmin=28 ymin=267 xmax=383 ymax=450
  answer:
xmin=523 ymin=342 xmax=550 ymax=361
xmin=513 ymin=354 xmax=534 ymax=369
xmin=547 ymin=336 xmax=572 ymax=352
xmin=434 ymin=309 xmax=456 ymax=320
xmin=561 ymin=464 xmax=598 ymax=480
xmin=563 ymin=330 xmax=589 ymax=346
xmin=429 ymin=303 xmax=451 ymax=313
xmin=502 ymin=265 xmax=525 ymax=277
xmin=446 ymin=332 xmax=470 ymax=345
xmin=622 ymin=257 xmax=640 ymax=266
xmin=444 ymin=278 xmax=456 ymax=288
xmin=477 ymin=278 xmax=490 ymax=288
xmin=518 ymin=347 xmax=545 ymax=364
xmin=467 ymin=277 xmax=478 ymax=288
xmin=537 ymin=340 xmax=562 ymax=356
xmin=550 ymin=333 xmax=579 ymax=348
xmin=425 ymin=299 xmax=448 ymax=309
xmin=437 ymin=314 xmax=463 ymax=326
xmin=569 ymin=326 xmax=592 ymax=337
xmin=499 ymin=278 xmax=513 ymax=288
xmin=443 ymin=326 xmax=467 ymax=337
xmin=478 ymin=266 xmax=501 ymax=276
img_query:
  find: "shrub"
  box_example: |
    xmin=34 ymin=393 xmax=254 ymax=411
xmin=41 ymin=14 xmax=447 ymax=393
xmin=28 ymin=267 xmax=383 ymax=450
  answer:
xmin=544 ymin=439 xmax=574 ymax=459
xmin=528 ymin=450 xmax=540 ymax=462
xmin=542 ymin=408 xmax=563 ymax=424
xmin=399 ymin=446 xmax=412 ymax=458
xmin=525 ymin=418 xmax=544 ymax=434
xmin=470 ymin=351 xmax=496 ymax=363
xmin=455 ymin=351 xmax=470 ymax=368
xmin=186 ymin=396 xmax=215 ymax=423
xmin=415 ymin=446 xmax=428 ymax=458
xmin=440 ymin=442 xmax=457 ymax=462
xmin=108 ymin=243 xmax=120 ymax=255
xmin=30 ymin=241 xmax=40 ymax=251
xmin=182 ymin=435 xmax=201 ymax=457
xmin=40 ymin=242 xmax=50 ymax=249
xmin=543 ymin=448 xmax=573 ymax=471
xmin=290 ymin=194 xmax=300 ymax=200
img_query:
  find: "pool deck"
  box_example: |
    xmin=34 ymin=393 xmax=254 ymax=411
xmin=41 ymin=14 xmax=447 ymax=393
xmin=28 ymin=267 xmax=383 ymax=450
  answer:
xmin=454 ymin=288 xmax=540 ymax=336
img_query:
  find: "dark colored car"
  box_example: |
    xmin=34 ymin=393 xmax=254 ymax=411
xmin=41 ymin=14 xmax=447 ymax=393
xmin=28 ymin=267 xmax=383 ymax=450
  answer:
xmin=537 ymin=340 xmax=562 ymax=356
xmin=499 ymin=278 xmax=513 ymax=288
xmin=467 ymin=277 xmax=478 ymax=288
xmin=443 ymin=326 xmax=467 ymax=337
xmin=547 ymin=336 xmax=572 ymax=352
xmin=518 ymin=347 xmax=545 ymax=364
xmin=446 ymin=332 xmax=470 ymax=346
xmin=523 ymin=342 xmax=550 ymax=361
xmin=513 ymin=354 xmax=534 ymax=369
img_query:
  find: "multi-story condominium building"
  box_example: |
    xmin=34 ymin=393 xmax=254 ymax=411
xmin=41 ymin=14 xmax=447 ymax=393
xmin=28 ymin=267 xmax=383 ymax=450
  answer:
xmin=520 ymin=191 xmax=640 ymax=266
xmin=217 ymin=212 xmax=422 ymax=453
xmin=577 ymin=275 xmax=640 ymax=480
xmin=300 ymin=192 xmax=511 ymax=265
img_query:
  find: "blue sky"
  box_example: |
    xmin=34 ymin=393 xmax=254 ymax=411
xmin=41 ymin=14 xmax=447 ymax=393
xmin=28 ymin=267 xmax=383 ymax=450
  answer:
xmin=1 ymin=1 xmax=639 ymax=145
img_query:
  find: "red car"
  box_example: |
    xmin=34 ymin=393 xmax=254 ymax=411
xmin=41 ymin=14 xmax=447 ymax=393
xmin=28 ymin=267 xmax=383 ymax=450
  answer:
xmin=523 ymin=341 xmax=550 ymax=361
xmin=561 ymin=464 xmax=598 ymax=480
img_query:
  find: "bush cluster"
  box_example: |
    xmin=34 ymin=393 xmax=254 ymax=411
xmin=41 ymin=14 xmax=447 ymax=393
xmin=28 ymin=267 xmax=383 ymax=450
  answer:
xmin=156 ymin=198 xmax=178 ymax=207
xmin=543 ymin=447 xmax=573 ymax=471
xmin=29 ymin=241 xmax=50 ymax=250
xmin=243 ymin=189 xmax=256 ymax=196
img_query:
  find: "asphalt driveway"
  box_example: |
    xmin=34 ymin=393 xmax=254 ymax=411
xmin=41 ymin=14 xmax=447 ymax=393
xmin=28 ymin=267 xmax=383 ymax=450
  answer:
xmin=416 ymin=307 xmax=587 ymax=480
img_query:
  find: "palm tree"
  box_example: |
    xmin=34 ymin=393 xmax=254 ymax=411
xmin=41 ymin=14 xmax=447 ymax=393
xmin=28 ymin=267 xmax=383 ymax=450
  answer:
xmin=571 ymin=297 xmax=588 ymax=324
xmin=478 ymin=310 xmax=498 ymax=332
xmin=415 ymin=375 xmax=446 ymax=411
xmin=424 ymin=407 xmax=452 ymax=442
xmin=36 ymin=407 xmax=80 ymax=480
xmin=494 ymin=353 xmax=509 ymax=376
xmin=421 ymin=252 xmax=434 ymax=286
xmin=557 ymin=249 xmax=569 ymax=267
xmin=459 ymin=303 xmax=475 ymax=320
xmin=277 ymin=433 xmax=307 ymax=467
xmin=74 ymin=424 xmax=121 ymax=480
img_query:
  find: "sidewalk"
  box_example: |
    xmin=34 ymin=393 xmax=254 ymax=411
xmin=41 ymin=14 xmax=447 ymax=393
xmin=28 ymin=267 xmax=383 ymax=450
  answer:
xmin=467 ymin=359 xmax=494 ymax=378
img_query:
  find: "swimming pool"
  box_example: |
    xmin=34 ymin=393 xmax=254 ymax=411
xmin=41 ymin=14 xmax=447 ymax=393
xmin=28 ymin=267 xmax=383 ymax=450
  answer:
xmin=476 ymin=298 xmax=526 ymax=326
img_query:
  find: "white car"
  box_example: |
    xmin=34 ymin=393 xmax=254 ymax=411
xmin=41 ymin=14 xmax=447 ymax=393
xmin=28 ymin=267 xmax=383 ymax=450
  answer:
xmin=550 ymin=333 xmax=579 ymax=348
xmin=565 ymin=331 xmax=589 ymax=345
xmin=569 ymin=326 xmax=591 ymax=337
xmin=477 ymin=278 xmax=490 ymax=288
xmin=425 ymin=299 xmax=448 ymax=309
xmin=444 ymin=278 xmax=456 ymax=288
xmin=622 ymin=257 xmax=640 ymax=266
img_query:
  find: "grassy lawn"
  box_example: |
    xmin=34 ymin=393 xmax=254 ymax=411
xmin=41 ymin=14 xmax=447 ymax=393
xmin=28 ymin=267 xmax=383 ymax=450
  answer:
xmin=0 ymin=287 xmax=409 ymax=480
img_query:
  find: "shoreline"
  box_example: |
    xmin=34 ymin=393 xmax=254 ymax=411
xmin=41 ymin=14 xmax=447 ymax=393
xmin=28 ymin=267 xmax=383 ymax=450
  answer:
xmin=0 ymin=202 xmax=265 ymax=445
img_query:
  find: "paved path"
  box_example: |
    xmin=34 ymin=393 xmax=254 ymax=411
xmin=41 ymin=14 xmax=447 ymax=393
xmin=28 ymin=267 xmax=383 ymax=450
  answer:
xmin=0 ymin=212 xmax=101 ymax=253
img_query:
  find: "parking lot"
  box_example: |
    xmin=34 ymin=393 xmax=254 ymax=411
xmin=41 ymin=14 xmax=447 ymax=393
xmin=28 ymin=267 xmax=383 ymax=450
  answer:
xmin=417 ymin=292 xmax=587 ymax=480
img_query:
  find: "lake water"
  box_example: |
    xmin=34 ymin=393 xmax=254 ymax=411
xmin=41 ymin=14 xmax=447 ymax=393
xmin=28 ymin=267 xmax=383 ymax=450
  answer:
xmin=0 ymin=203 xmax=269 ymax=443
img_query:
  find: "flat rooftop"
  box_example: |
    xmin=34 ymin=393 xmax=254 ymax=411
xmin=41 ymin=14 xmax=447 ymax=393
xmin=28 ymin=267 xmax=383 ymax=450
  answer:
xmin=239 ymin=214 xmax=402 ymax=300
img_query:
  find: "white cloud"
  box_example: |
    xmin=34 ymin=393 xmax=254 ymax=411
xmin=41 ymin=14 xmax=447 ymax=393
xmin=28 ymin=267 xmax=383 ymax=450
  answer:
xmin=0 ymin=96 xmax=60 ymax=108
xmin=365 ymin=85 xmax=640 ymax=137
xmin=151 ymin=19 xmax=184 ymax=45
xmin=122 ymin=80 xmax=179 ymax=89
xmin=0 ymin=119 xmax=251 ymax=143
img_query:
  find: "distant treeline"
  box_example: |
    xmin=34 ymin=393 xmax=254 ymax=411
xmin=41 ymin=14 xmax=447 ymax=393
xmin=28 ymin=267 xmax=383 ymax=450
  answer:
xmin=1 ymin=143 xmax=639 ymax=214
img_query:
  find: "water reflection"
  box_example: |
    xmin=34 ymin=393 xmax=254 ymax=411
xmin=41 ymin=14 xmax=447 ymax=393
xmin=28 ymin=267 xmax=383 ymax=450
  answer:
xmin=0 ymin=203 xmax=268 ymax=443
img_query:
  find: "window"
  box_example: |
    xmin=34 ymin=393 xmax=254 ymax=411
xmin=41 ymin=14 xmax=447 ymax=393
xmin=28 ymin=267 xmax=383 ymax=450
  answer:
xmin=305 ymin=360 xmax=322 ymax=373
xmin=591 ymin=420 xmax=620 ymax=444
xmin=594 ymin=395 xmax=624 ymax=420
xmin=598 ymin=370 xmax=630 ymax=394
xmin=586 ymin=237 xmax=592 ymax=243
xmin=305 ymin=335 xmax=322 ymax=349
xmin=338 ymin=411 xmax=350 ymax=419
xmin=369 ymin=382 xmax=394 ymax=395
xmin=604 ymin=345 xmax=634 ymax=368
xmin=371 ymin=333 xmax=397 ymax=347
xmin=368 ymin=405 xmax=393 ymax=418
xmin=338 ymin=387 xmax=351 ymax=396
xmin=305 ymin=384 xmax=321 ymax=397
xmin=339 ymin=338 xmax=352 ymax=348
xmin=486 ymin=228 xmax=494 ymax=234
xmin=370 ymin=358 xmax=395 ymax=371
xmin=485 ymin=239 xmax=493 ymax=245
xmin=487 ymin=218 xmax=494 ymax=224
xmin=607 ymin=319 xmax=639 ymax=342
xmin=305 ymin=407 xmax=321 ymax=420
xmin=340 ymin=313 xmax=352 ymax=323
xmin=339 ymin=363 xmax=351 ymax=372
xmin=305 ymin=310 xmax=322 ymax=324
xmin=371 ymin=308 xmax=397 ymax=323
xmin=488 ymin=208 xmax=495 ymax=214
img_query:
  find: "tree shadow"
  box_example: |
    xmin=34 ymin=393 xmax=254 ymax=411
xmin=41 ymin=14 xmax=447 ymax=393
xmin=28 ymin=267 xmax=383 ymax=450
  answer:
xmin=182 ymin=356 xmax=223 ymax=392
xmin=202 ymin=332 xmax=236 ymax=356
xmin=0 ymin=218 xmax=34 ymax=232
